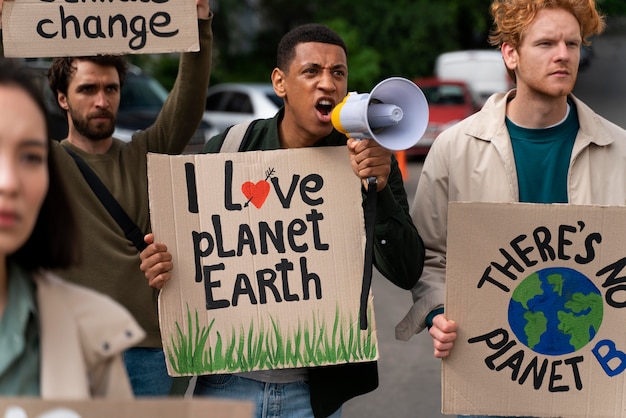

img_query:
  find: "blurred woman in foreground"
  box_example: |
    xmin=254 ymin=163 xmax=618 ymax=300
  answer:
xmin=0 ymin=58 xmax=144 ymax=398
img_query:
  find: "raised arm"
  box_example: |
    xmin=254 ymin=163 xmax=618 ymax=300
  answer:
xmin=138 ymin=0 xmax=214 ymax=154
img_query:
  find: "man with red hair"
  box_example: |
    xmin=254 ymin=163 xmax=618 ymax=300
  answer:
xmin=398 ymin=3 xmax=624 ymax=417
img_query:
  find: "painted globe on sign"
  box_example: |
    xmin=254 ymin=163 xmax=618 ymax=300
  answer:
xmin=508 ymin=267 xmax=603 ymax=356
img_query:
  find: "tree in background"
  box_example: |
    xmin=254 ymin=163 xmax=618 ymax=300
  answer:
xmin=598 ymin=0 xmax=626 ymax=16
xmin=315 ymin=0 xmax=492 ymax=88
xmin=222 ymin=0 xmax=494 ymax=86
xmin=143 ymin=0 xmax=625 ymax=92
xmin=202 ymin=0 xmax=493 ymax=90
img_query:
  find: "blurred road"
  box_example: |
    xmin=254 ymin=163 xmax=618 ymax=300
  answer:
xmin=342 ymin=24 xmax=626 ymax=418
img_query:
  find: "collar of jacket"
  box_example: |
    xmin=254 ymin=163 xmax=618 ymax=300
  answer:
xmin=464 ymin=90 xmax=615 ymax=150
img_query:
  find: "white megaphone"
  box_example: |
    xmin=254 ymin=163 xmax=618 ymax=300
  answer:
xmin=331 ymin=77 xmax=429 ymax=151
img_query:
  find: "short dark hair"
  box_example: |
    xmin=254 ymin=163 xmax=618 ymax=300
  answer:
xmin=276 ymin=23 xmax=348 ymax=71
xmin=0 ymin=59 xmax=81 ymax=270
xmin=47 ymin=55 xmax=128 ymax=99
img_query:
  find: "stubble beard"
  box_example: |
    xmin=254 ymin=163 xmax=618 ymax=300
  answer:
xmin=69 ymin=107 xmax=116 ymax=141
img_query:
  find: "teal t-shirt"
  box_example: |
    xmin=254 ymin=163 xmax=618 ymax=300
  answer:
xmin=507 ymin=101 xmax=579 ymax=203
xmin=0 ymin=261 xmax=40 ymax=396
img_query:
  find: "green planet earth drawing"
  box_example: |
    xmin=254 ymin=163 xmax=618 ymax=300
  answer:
xmin=508 ymin=267 xmax=603 ymax=356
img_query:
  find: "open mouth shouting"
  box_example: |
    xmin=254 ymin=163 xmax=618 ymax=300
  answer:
xmin=316 ymin=98 xmax=335 ymax=123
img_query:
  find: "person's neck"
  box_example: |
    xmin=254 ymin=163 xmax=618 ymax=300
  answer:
xmin=278 ymin=116 xmax=325 ymax=149
xmin=67 ymin=131 xmax=113 ymax=155
xmin=506 ymin=90 xmax=570 ymax=129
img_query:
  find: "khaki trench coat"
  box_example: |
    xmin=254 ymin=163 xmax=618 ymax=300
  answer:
xmin=396 ymin=91 xmax=626 ymax=341
xmin=35 ymin=271 xmax=145 ymax=398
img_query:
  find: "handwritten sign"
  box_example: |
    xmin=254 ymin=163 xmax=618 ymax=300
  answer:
xmin=2 ymin=0 xmax=198 ymax=58
xmin=147 ymin=148 xmax=378 ymax=376
xmin=444 ymin=202 xmax=626 ymax=417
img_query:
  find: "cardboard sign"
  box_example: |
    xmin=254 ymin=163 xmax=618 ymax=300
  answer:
xmin=147 ymin=147 xmax=378 ymax=377
xmin=0 ymin=398 xmax=253 ymax=418
xmin=2 ymin=0 xmax=199 ymax=58
xmin=444 ymin=202 xmax=626 ymax=417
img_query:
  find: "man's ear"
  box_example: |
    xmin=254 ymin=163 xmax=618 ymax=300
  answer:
xmin=501 ymin=42 xmax=518 ymax=73
xmin=57 ymin=91 xmax=69 ymax=111
xmin=271 ymin=68 xmax=286 ymax=99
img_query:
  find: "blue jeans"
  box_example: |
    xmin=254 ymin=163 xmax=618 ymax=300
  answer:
xmin=194 ymin=374 xmax=342 ymax=418
xmin=123 ymin=347 xmax=189 ymax=396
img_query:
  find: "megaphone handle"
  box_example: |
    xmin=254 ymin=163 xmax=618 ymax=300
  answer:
xmin=359 ymin=176 xmax=377 ymax=330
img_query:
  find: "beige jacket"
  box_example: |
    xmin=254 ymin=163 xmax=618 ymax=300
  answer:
xmin=396 ymin=91 xmax=626 ymax=341
xmin=35 ymin=271 xmax=145 ymax=399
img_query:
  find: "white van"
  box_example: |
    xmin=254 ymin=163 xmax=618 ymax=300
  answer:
xmin=435 ymin=50 xmax=514 ymax=106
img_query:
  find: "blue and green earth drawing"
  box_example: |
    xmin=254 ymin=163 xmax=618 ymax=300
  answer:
xmin=508 ymin=267 xmax=603 ymax=356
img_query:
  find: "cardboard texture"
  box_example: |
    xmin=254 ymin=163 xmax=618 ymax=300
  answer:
xmin=147 ymin=147 xmax=378 ymax=377
xmin=0 ymin=398 xmax=254 ymax=418
xmin=2 ymin=0 xmax=199 ymax=58
xmin=444 ymin=202 xmax=626 ymax=417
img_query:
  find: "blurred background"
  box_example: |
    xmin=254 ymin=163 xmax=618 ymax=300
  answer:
xmin=133 ymin=0 xmax=626 ymax=92
xmin=20 ymin=0 xmax=626 ymax=157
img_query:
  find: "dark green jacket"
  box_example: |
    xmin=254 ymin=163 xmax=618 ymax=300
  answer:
xmin=204 ymin=110 xmax=424 ymax=418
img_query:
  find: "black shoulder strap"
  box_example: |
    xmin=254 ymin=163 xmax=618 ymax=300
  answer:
xmin=63 ymin=146 xmax=147 ymax=252
xmin=360 ymin=177 xmax=377 ymax=330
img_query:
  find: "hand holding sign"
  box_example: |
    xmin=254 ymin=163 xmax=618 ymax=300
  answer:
xmin=145 ymin=149 xmax=376 ymax=376
xmin=429 ymin=313 xmax=457 ymax=358
xmin=196 ymin=0 xmax=210 ymax=20
xmin=140 ymin=233 xmax=173 ymax=290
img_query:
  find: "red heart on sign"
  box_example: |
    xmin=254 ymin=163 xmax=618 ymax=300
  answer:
xmin=242 ymin=180 xmax=271 ymax=208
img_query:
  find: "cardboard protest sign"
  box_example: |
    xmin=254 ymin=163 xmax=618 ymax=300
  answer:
xmin=0 ymin=398 xmax=253 ymax=418
xmin=443 ymin=202 xmax=626 ymax=417
xmin=2 ymin=0 xmax=198 ymax=58
xmin=147 ymin=147 xmax=378 ymax=377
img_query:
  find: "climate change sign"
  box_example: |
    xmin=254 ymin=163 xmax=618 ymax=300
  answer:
xmin=2 ymin=0 xmax=198 ymax=58
xmin=444 ymin=202 xmax=626 ymax=417
xmin=147 ymin=148 xmax=377 ymax=376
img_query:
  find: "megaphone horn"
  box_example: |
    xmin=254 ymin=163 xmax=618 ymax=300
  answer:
xmin=331 ymin=77 xmax=429 ymax=151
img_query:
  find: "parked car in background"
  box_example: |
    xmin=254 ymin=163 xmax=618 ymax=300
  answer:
xmin=204 ymin=83 xmax=283 ymax=133
xmin=407 ymin=77 xmax=481 ymax=157
xmin=24 ymin=60 xmax=215 ymax=153
xmin=113 ymin=66 xmax=217 ymax=152
xmin=435 ymin=50 xmax=514 ymax=106
xmin=20 ymin=59 xmax=69 ymax=141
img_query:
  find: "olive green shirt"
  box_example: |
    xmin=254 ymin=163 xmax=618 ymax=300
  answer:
xmin=51 ymin=18 xmax=213 ymax=347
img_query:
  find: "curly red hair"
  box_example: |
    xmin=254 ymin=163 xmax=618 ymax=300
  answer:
xmin=488 ymin=0 xmax=606 ymax=50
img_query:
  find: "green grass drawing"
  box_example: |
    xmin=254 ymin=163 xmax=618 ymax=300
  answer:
xmin=167 ymin=305 xmax=377 ymax=375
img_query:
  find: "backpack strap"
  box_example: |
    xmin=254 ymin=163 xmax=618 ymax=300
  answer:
xmin=63 ymin=146 xmax=147 ymax=252
xmin=219 ymin=120 xmax=257 ymax=152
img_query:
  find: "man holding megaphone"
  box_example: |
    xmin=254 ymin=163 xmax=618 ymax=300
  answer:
xmin=140 ymin=23 xmax=424 ymax=418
